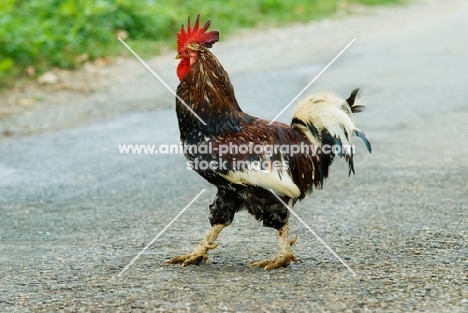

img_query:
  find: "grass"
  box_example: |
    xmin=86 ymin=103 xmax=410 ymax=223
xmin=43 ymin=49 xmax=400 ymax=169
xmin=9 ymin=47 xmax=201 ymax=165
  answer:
xmin=0 ymin=0 xmax=406 ymax=89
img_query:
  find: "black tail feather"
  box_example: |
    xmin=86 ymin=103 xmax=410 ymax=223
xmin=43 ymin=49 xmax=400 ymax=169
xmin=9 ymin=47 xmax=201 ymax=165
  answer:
xmin=346 ymin=88 xmax=366 ymax=113
xmin=348 ymin=156 xmax=355 ymax=176
xmin=354 ymin=130 xmax=372 ymax=153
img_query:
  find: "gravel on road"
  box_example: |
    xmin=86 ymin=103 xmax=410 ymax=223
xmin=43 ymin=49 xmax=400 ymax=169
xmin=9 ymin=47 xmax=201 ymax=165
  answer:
xmin=1 ymin=0 xmax=467 ymax=312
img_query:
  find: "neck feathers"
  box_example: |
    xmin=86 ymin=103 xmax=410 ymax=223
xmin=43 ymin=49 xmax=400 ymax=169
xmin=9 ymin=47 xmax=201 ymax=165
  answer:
xmin=176 ymin=47 xmax=244 ymax=136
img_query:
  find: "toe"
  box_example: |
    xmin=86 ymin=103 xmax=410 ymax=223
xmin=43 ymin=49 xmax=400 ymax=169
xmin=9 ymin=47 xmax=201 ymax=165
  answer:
xmin=253 ymin=254 xmax=297 ymax=269
xmin=252 ymin=259 xmax=271 ymax=267
xmin=264 ymin=256 xmax=291 ymax=270
xmin=182 ymin=255 xmax=204 ymax=267
xmin=165 ymin=255 xmax=188 ymax=264
xmin=290 ymin=235 xmax=298 ymax=246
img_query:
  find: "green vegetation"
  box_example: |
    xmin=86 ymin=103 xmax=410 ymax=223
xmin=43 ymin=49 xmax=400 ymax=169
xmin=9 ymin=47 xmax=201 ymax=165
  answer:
xmin=0 ymin=0 xmax=405 ymax=87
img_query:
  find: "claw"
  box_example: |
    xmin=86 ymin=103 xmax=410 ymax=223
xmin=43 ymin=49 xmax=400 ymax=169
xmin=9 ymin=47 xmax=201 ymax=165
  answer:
xmin=252 ymin=260 xmax=270 ymax=268
xmin=206 ymin=242 xmax=219 ymax=250
xmin=290 ymin=235 xmax=298 ymax=246
xmin=165 ymin=257 xmax=180 ymax=264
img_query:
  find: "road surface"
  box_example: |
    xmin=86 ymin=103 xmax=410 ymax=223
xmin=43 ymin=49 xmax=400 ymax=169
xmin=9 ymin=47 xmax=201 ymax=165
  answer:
xmin=1 ymin=0 xmax=467 ymax=312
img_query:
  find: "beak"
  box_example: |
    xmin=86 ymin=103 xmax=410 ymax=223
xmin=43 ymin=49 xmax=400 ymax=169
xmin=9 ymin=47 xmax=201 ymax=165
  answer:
xmin=175 ymin=54 xmax=181 ymax=59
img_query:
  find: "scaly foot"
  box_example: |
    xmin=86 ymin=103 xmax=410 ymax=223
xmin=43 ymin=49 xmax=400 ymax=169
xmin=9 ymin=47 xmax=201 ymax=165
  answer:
xmin=252 ymin=253 xmax=298 ymax=269
xmin=165 ymin=224 xmax=225 ymax=267
xmin=253 ymin=230 xmax=298 ymax=270
xmin=165 ymin=242 xmax=219 ymax=267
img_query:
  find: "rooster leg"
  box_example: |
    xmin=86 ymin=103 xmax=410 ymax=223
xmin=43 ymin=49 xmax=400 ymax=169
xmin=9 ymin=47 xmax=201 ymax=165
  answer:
xmin=165 ymin=224 xmax=225 ymax=267
xmin=252 ymin=221 xmax=298 ymax=269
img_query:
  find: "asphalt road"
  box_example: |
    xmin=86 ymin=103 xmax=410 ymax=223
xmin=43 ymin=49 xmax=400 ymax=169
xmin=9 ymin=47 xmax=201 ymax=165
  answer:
xmin=1 ymin=0 xmax=468 ymax=312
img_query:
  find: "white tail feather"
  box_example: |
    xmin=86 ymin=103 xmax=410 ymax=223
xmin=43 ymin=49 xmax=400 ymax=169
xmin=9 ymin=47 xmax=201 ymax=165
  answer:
xmin=292 ymin=90 xmax=363 ymax=156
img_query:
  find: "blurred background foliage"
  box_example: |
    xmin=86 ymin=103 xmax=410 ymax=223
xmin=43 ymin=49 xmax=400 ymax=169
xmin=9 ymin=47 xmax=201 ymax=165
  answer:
xmin=0 ymin=0 xmax=404 ymax=87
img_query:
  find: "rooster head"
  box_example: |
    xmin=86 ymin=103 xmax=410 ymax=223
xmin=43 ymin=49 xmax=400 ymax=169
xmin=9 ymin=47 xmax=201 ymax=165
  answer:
xmin=176 ymin=15 xmax=219 ymax=81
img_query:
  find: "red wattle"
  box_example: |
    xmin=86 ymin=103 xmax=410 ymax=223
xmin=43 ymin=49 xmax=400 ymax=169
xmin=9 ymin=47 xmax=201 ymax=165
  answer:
xmin=177 ymin=58 xmax=191 ymax=81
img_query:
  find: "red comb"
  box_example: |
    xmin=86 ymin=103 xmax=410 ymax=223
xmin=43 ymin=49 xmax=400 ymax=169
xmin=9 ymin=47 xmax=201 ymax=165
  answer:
xmin=177 ymin=15 xmax=219 ymax=53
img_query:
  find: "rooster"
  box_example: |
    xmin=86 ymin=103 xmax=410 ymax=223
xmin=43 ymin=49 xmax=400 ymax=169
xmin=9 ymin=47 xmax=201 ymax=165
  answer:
xmin=166 ymin=16 xmax=371 ymax=269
